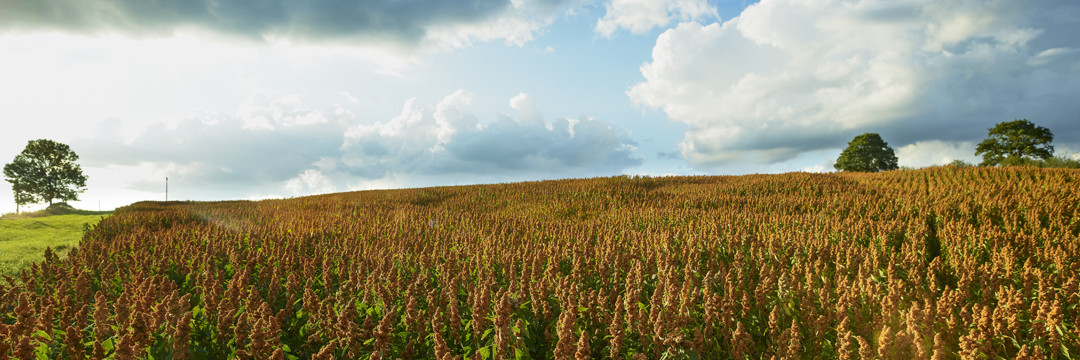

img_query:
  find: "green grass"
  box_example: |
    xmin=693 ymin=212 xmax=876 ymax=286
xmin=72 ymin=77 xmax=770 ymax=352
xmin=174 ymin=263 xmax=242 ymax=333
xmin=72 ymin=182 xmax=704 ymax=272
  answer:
xmin=0 ymin=213 xmax=109 ymax=278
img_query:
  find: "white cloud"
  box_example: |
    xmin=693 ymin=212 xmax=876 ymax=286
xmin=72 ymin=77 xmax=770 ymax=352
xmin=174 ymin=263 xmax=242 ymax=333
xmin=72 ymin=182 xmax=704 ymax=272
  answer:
xmin=285 ymin=169 xmax=337 ymax=196
xmin=801 ymin=164 xmax=831 ymax=173
xmin=595 ymin=0 xmax=717 ymax=37
xmin=896 ymin=140 xmax=978 ymax=168
xmin=238 ymin=94 xmax=334 ymax=130
xmin=341 ymin=91 xmax=362 ymax=104
xmin=73 ymin=95 xmax=353 ymax=195
xmin=422 ymin=0 xmax=566 ymax=50
xmin=630 ymin=0 xmax=1080 ymax=169
xmin=340 ymin=90 xmax=642 ymax=179
xmin=509 ymin=92 xmax=546 ymax=128
xmin=57 ymin=90 xmax=640 ymax=205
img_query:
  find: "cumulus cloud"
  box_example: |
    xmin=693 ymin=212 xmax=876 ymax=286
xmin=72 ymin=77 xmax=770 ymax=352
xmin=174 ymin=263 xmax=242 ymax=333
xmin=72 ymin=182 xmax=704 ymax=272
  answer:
xmin=75 ymin=95 xmax=352 ymax=194
xmin=630 ymin=0 xmax=1080 ymax=169
xmin=801 ymin=164 xmax=831 ymax=173
xmin=0 ymin=0 xmax=573 ymax=50
xmin=421 ymin=0 xmax=571 ymax=49
xmin=285 ymin=169 xmax=337 ymax=196
xmin=595 ymin=0 xmax=717 ymax=37
xmin=340 ymin=90 xmax=641 ymax=179
xmin=896 ymin=140 xmax=978 ymax=168
xmin=74 ymin=91 xmax=640 ymax=198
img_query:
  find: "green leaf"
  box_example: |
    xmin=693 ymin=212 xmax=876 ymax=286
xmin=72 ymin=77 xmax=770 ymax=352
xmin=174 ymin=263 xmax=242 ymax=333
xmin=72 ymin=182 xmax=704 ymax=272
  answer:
xmin=515 ymin=347 xmax=534 ymax=360
xmin=31 ymin=329 xmax=51 ymax=342
xmin=34 ymin=342 xmax=51 ymax=360
xmin=477 ymin=346 xmax=491 ymax=360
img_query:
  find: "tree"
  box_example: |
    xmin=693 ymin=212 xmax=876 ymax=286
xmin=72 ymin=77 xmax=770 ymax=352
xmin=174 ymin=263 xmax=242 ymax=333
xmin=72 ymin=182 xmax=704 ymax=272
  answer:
xmin=975 ymin=119 xmax=1053 ymax=166
xmin=947 ymin=159 xmax=973 ymax=168
xmin=3 ymin=139 xmax=88 ymax=208
xmin=11 ymin=179 xmax=40 ymax=214
xmin=834 ymin=133 xmax=899 ymax=172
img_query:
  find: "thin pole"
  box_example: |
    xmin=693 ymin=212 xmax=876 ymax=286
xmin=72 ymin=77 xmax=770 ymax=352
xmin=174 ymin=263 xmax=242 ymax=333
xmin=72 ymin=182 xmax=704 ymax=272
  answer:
xmin=166 ymin=177 xmax=169 ymax=201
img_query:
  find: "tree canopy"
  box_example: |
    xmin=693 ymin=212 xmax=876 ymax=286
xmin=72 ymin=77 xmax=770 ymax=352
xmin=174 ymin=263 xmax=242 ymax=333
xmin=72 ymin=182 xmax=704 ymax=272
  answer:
xmin=975 ymin=119 xmax=1054 ymax=166
xmin=834 ymin=133 xmax=899 ymax=172
xmin=3 ymin=139 xmax=88 ymax=208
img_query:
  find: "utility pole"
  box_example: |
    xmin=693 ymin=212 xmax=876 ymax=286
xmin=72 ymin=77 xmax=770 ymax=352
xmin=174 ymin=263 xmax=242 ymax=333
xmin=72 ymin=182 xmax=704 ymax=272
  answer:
xmin=166 ymin=177 xmax=169 ymax=201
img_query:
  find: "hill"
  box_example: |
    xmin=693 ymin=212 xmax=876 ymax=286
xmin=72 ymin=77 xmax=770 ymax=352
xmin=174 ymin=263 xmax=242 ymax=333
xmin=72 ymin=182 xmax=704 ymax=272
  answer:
xmin=0 ymin=204 xmax=110 ymax=278
xmin=0 ymin=202 xmax=112 ymax=220
xmin=1 ymin=167 xmax=1078 ymax=359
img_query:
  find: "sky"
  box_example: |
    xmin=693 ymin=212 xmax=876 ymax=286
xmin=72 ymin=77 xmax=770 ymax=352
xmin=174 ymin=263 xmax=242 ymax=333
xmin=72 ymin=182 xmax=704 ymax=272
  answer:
xmin=1 ymin=0 xmax=1079 ymax=213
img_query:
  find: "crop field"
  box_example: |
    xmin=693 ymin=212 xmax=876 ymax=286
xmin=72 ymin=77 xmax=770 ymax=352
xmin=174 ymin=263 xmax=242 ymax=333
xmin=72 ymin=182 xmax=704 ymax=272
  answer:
xmin=1 ymin=167 xmax=1078 ymax=359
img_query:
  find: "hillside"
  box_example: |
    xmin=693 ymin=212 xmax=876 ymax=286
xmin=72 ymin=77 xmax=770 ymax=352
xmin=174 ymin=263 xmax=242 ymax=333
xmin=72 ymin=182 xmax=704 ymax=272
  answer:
xmin=0 ymin=204 xmax=110 ymax=278
xmin=2 ymin=167 xmax=1078 ymax=359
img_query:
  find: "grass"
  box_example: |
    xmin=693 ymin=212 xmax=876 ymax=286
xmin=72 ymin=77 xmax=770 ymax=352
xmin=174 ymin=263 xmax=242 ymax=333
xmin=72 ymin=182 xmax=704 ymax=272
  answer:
xmin=0 ymin=202 xmax=112 ymax=220
xmin=0 ymin=205 xmax=111 ymax=278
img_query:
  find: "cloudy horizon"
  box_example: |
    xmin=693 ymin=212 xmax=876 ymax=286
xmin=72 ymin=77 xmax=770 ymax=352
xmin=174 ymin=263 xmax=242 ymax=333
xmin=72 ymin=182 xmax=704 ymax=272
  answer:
xmin=3 ymin=0 xmax=1079 ymax=213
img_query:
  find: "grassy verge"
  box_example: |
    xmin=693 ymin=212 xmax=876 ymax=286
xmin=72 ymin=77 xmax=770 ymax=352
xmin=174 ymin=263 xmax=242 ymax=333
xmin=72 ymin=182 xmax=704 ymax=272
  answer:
xmin=0 ymin=213 xmax=109 ymax=278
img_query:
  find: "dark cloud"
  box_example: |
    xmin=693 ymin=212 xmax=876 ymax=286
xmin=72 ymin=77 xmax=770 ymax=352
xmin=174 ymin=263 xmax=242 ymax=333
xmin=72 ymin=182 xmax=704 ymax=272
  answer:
xmin=0 ymin=0 xmax=568 ymax=46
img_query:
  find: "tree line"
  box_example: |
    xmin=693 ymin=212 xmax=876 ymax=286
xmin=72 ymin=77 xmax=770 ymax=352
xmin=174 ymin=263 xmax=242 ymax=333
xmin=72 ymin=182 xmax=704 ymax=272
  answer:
xmin=834 ymin=119 xmax=1079 ymax=172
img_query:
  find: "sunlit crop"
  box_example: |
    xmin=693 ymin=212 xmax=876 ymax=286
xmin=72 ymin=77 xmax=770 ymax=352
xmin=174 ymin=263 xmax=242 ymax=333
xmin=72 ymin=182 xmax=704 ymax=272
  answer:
xmin=1 ymin=167 xmax=1078 ymax=359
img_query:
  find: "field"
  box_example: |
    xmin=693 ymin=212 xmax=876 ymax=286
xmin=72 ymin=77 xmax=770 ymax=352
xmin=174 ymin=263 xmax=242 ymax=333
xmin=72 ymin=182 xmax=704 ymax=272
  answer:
xmin=1 ymin=167 xmax=1079 ymax=359
xmin=0 ymin=213 xmax=109 ymax=278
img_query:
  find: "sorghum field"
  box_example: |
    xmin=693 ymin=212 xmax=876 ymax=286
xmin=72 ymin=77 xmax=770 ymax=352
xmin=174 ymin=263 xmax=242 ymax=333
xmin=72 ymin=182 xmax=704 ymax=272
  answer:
xmin=2 ymin=167 xmax=1079 ymax=360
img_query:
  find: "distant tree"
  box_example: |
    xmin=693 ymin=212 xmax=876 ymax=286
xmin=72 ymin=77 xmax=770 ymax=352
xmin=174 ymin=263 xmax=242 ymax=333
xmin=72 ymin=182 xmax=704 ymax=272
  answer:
xmin=834 ymin=133 xmax=899 ymax=172
xmin=947 ymin=159 xmax=973 ymax=168
xmin=1041 ymin=154 xmax=1080 ymax=169
xmin=975 ymin=119 xmax=1054 ymax=166
xmin=3 ymin=139 xmax=88 ymax=207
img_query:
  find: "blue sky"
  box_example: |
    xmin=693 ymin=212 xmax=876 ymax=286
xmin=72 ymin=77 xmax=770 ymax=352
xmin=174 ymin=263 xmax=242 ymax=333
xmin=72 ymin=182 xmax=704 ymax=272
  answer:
xmin=2 ymin=0 xmax=1079 ymax=212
